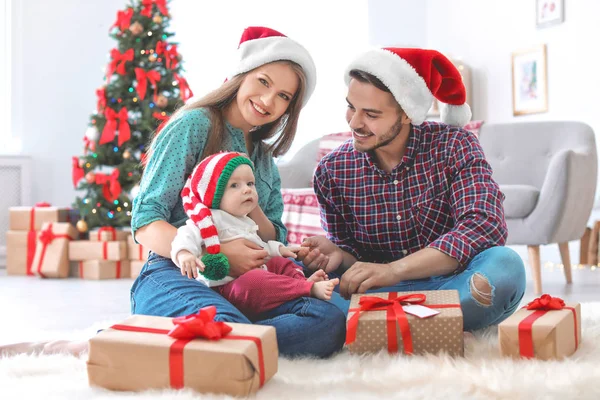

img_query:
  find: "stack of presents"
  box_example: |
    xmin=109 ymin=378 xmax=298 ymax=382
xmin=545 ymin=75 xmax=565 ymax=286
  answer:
xmin=4 ymin=204 xmax=583 ymax=396
xmin=5 ymin=203 xmax=147 ymax=280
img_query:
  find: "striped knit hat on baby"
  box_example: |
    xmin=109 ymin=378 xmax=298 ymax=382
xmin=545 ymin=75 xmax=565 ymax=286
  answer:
xmin=181 ymin=151 xmax=254 ymax=279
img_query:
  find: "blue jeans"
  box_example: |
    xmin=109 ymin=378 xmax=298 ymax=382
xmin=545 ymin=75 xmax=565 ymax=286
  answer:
xmin=324 ymin=246 xmax=526 ymax=332
xmin=130 ymin=253 xmax=346 ymax=358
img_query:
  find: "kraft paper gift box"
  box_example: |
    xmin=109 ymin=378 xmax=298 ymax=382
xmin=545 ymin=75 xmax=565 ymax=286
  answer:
xmin=68 ymin=240 xmax=126 ymax=261
xmin=498 ymin=294 xmax=581 ymax=360
xmin=89 ymin=227 xmax=130 ymax=242
xmin=6 ymin=231 xmax=35 ymax=275
xmin=31 ymin=222 xmax=78 ymax=278
xmin=87 ymin=308 xmax=278 ymax=396
xmin=130 ymin=260 xmax=145 ymax=279
xmin=9 ymin=204 xmax=72 ymax=231
xmin=78 ymin=260 xmax=131 ymax=280
xmin=127 ymin=234 xmax=149 ymax=261
xmin=345 ymin=290 xmax=464 ymax=356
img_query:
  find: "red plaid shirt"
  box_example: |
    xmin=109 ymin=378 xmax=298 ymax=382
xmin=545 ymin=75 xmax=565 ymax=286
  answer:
xmin=313 ymin=122 xmax=507 ymax=267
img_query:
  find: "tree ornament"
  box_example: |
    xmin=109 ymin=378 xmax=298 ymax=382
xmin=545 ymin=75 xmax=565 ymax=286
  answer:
xmin=156 ymin=95 xmax=168 ymax=108
xmin=78 ymin=158 xmax=85 ymax=168
xmin=85 ymin=126 xmax=100 ymax=141
xmin=128 ymin=21 xmax=144 ymax=36
xmin=76 ymin=219 xmax=89 ymax=233
xmin=152 ymin=14 xmax=163 ymax=24
xmin=148 ymin=54 xmax=157 ymax=62
xmin=123 ymin=149 xmax=132 ymax=159
xmin=85 ymin=171 xmax=96 ymax=183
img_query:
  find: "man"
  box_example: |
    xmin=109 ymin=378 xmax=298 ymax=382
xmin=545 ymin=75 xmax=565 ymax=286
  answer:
xmin=297 ymin=48 xmax=525 ymax=331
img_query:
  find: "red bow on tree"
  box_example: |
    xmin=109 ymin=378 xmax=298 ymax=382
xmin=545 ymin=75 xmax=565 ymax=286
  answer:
xmin=95 ymin=169 xmax=122 ymax=202
xmin=110 ymin=8 xmax=133 ymax=31
xmin=526 ymin=294 xmax=565 ymax=311
xmin=96 ymin=87 xmax=107 ymax=112
xmin=72 ymin=157 xmax=84 ymax=188
xmin=106 ymin=48 xmax=134 ymax=80
xmin=100 ymin=107 xmax=131 ymax=146
xmin=173 ymin=73 xmax=193 ymax=101
xmin=83 ymin=136 xmax=96 ymax=154
xmin=164 ymin=44 xmax=179 ymax=70
xmin=141 ymin=0 xmax=169 ymax=17
xmin=168 ymin=306 xmax=232 ymax=340
xmin=135 ymin=68 xmax=161 ymax=101
xmin=152 ymin=111 xmax=170 ymax=134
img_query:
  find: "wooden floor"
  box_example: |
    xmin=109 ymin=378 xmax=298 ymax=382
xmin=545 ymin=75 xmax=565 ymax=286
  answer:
xmin=1 ymin=248 xmax=599 ymax=344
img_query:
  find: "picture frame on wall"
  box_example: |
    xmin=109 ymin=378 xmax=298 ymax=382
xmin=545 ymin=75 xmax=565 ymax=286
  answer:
xmin=536 ymin=0 xmax=564 ymax=28
xmin=511 ymin=44 xmax=548 ymax=116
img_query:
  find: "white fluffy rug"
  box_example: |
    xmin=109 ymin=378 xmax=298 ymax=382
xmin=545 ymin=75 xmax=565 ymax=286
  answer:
xmin=2 ymin=303 xmax=600 ymax=400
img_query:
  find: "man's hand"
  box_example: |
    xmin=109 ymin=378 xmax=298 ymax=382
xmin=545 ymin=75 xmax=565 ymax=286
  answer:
xmin=177 ymin=250 xmax=205 ymax=279
xmin=339 ymin=262 xmax=401 ymax=299
xmin=296 ymin=236 xmax=343 ymax=273
xmin=220 ymin=239 xmax=269 ymax=277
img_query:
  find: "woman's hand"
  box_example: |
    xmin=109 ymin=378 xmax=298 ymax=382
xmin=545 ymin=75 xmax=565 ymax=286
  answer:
xmin=220 ymin=239 xmax=269 ymax=277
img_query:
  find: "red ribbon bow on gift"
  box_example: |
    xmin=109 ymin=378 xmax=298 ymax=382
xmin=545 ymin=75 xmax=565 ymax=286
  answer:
xmin=173 ymin=73 xmax=193 ymax=101
xmin=168 ymin=306 xmax=233 ymax=340
xmin=110 ymin=8 xmax=133 ymax=31
xmin=95 ymin=169 xmax=122 ymax=202
xmin=35 ymin=223 xmax=74 ymax=278
xmin=100 ymin=107 xmax=130 ymax=146
xmin=141 ymin=0 xmax=169 ymax=17
xmin=518 ymin=294 xmax=578 ymax=358
xmin=106 ymin=48 xmax=134 ymax=80
xmin=96 ymin=87 xmax=107 ymax=111
xmin=135 ymin=68 xmax=161 ymax=101
xmin=526 ymin=294 xmax=565 ymax=310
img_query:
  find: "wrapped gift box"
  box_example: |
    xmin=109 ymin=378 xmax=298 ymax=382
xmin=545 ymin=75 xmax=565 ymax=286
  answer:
xmin=127 ymin=235 xmax=148 ymax=261
xmin=345 ymin=290 xmax=464 ymax=356
xmin=130 ymin=260 xmax=145 ymax=279
xmin=498 ymin=295 xmax=581 ymax=360
xmin=31 ymin=222 xmax=78 ymax=278
xmin=78 ymin=260 xmax=131 ymax=280
xmin=89 ymin=227 xmax=130 ymax=242
xmin=69 ymin=241 xmax=126 ymax=261
xmin=9 ymin=205 xmax=72 ymax=231
xmin=6 ymin=231 xmax=36 ymax=275
xmin=87 ymin=309 xmax=278 ymax=396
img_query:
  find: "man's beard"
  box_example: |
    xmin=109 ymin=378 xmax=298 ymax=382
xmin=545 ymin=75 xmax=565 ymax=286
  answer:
xmin=353 ymin=116 xmax=404 ymax=153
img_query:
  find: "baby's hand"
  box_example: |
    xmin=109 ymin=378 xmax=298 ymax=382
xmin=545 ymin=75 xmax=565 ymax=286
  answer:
xmin=279 ymin=245 xmax=302 ymax=259
xmin=177 ymin=251 xmax=205 ymax=279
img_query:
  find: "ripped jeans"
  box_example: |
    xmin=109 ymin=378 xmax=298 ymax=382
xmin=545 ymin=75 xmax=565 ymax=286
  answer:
xmin=327 ymin=246 xmax=526 ymax=331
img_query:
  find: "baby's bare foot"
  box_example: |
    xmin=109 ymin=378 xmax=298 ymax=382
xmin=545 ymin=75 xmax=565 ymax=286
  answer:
xmin=307 ymin=269 xmax=328 ymax=283
xmin=310 ymin=278 xmax=340 ymax=300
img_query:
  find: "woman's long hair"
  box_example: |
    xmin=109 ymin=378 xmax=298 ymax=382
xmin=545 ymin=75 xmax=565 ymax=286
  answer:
xmin=146 ymin=60 xmax=307 ymax=162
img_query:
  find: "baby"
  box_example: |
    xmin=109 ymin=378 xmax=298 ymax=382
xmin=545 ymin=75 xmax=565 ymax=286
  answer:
xmin=171 ymin=151 xmax=338 ymax=317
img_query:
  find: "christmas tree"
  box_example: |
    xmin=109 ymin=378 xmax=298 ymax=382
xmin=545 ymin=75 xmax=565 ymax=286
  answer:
xmin=71 ymin=0 xmax=193 ymax=234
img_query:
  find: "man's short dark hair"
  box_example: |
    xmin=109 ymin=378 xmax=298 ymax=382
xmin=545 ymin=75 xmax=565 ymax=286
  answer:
xmin=349 ymin=69 xmax=391 ymax=93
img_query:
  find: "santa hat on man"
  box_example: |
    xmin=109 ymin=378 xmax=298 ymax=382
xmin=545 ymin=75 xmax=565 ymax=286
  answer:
xmin=181 ymin=151 xmax=254 ymax=280
xmin=344 ymin=48 xmax=472 ymax=127
xmin=228 ymin=26 xmax=317 ymax=107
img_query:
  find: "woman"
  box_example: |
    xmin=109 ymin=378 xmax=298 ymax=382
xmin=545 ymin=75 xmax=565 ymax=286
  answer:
xmin=130 ymin=26 xmax=345 ymax=358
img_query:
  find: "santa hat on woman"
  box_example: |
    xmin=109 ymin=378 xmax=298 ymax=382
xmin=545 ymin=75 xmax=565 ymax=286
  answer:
xmin=181 ymin=151 xmax=254 ymax=280
xmin=344 ymin=48 xmax=472 ymax=127
xmin=228 ymin=26 xmax=317 ymax=107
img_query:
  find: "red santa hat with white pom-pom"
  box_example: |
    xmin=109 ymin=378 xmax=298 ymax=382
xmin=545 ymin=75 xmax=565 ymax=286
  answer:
xmin=344 ymin=48 xmax=472 ymax=127
xmin=228 ymin=26 xmax=317 ymax=107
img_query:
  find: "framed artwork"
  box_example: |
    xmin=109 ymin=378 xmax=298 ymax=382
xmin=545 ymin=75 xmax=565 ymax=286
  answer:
xmin=511 ymin=45 xmax=548 ymax=116
xmin=536 ymin=0 xmax=564 ymax=28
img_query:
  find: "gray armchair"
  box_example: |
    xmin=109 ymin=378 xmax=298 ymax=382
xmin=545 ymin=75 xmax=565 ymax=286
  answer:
xmin=479 ymin=121 xmax=597 ymax=294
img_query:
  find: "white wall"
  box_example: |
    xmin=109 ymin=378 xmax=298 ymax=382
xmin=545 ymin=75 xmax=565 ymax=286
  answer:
xmin=8 ymin=0 xmax=369 ymax=206
xmin=368 ymin=0 xmax=427 ymax=47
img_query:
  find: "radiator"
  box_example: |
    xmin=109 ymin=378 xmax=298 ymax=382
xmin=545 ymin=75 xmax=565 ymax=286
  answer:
xmin=0 ymin=156 xmax=32 ymax=268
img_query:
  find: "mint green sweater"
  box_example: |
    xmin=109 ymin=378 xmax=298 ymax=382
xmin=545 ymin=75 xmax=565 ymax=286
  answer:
xmin=131 ymin=108 xmax=287 ymax=244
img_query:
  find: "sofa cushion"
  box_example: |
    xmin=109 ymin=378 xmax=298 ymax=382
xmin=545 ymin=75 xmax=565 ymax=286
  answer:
xmin=281 ymin=188 xmax=326 ymax=245
xmin=316 ymin=132 xmax=352 ymax=162
xmin=500 ymin=184 xmax=539 ymax=219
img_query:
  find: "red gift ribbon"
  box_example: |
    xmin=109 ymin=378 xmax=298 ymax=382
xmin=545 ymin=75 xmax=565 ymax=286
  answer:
xmin=110 ymin=306 xmax=265 ymax=389
xmin=100 ymin=107 xmax=130 ymax=146
xmin=141 ymin=0 xmax=168 ymax=17
xmin=517 ymin=294 xmax=579 ymax=358
xmin=97 ymin=226 xmax=117 ymax=241
xmin=36 ymin=223 xmax=74 ymax=278
xmin=346 ymin=293 xmax=461 ymax=354
xmin=98 ymin=226 xmax=121 ymax=278
xmin=95 ymin=169 xmax=122 ymax=203
xmin=25 ymin=202 xmax=51 ymax=276
xmin=135 ymin=68 xmax=161 ymax=101
xmin=110 ymin=8 xmax=133 ymax=31
xmin=106 ymin=48 xmax=134 ymax=80
xmin=173 ymin=73 xmax=193 ymax=101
